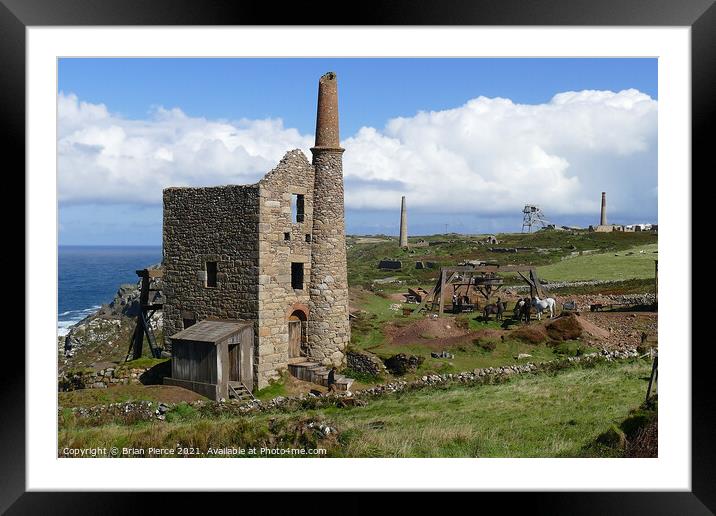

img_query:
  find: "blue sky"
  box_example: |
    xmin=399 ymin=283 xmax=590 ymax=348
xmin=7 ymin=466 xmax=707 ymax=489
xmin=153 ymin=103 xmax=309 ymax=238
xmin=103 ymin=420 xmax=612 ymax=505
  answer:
xmin=58 ymin=58 xmax=658 ymax=245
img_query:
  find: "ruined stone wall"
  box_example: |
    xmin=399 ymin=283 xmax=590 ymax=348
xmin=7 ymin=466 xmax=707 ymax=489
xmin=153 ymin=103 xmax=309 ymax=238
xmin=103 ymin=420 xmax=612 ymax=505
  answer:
xmin=162 ymin=185 xmax=260 ymax=343
xmin=256 ymin=150 xmax=315 ymax=387
xmin=308 ymin=150 xmax=351 ymax=367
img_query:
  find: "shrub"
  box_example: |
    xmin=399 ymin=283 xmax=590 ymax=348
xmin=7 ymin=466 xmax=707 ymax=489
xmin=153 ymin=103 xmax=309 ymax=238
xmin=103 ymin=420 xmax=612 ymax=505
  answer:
xmin=166 ymin=402 xmax=197 ymax=423
xmin=596 ymin=425 xmax=627 ymax=450
xmin=625 ymin=419 xmax=658 ymax=458
xmin=341 ymin=367 xmax=382 ymax=384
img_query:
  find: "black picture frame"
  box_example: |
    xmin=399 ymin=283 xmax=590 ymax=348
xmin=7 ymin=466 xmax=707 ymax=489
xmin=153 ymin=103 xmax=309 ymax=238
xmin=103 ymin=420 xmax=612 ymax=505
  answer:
xmin=6 ymin=0 xmax=710 ymax=512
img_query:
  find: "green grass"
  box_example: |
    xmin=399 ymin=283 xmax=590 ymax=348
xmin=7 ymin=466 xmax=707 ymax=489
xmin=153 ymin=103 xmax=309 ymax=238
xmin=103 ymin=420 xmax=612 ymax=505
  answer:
xmin=58 ymin=359 xmax=653 ymax=457
xmin=347 ymin=231 xmax=657 ymax=288
xmin=255 ymin=373 xmax=289 ymax=401
xmin=538 ymin=244 xmax=658 ymax=282
xmin=58 ymin=384 xmax=206 ymax=408
xmin=350 ymin=290 xmax=409 ymax=351
xmin=546 ymin=278 xmax=657 ymax=296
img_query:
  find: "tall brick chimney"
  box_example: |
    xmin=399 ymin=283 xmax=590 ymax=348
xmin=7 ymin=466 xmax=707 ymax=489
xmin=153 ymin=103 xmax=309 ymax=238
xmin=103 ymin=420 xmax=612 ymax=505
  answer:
xmin=399 ymin=196 xmax=408 ymax=248
xmin=600 ymin=192 xmax=607 ymax=226
xmin=308 ymin=72 xmax=350 ymax=367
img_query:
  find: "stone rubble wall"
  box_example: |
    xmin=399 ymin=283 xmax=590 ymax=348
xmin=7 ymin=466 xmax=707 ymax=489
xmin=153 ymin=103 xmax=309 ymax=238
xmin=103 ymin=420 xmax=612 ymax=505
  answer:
xmin=346 ymin=351 xmax=387 ymax=377
xmin=58 ymin=366 xmax=155 ymax=391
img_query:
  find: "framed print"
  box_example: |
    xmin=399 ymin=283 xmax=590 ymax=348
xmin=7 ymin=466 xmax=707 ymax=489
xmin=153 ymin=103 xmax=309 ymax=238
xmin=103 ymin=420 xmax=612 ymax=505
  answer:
xmin=5 ymin=0 xmax=713 ymax=511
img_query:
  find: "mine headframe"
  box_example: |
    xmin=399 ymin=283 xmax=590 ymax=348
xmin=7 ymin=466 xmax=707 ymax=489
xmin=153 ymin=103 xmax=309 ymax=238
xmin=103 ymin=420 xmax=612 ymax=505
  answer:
xmin=125 ymin=268 xmax=164 ymax=361
xmin=415 ymin=263 xmax=547 ymax=316
xmin=522 ymin=204 xmax=551 ymax=233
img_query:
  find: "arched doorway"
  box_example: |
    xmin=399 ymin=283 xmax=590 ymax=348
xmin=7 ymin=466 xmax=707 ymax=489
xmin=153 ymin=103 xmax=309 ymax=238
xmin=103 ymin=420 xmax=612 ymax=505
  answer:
xmin=288 ymin=309 xmax=308 ymax=359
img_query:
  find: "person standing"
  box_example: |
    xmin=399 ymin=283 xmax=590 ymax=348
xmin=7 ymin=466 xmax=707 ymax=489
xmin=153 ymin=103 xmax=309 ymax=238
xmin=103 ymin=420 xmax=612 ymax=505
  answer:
xmin=327 ymin=367 xmax=337 ymax=392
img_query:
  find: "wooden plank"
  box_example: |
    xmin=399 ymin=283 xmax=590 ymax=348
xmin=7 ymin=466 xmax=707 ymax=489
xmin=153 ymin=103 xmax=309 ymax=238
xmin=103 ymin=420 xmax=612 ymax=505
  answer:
xmin=438 ymin=269 xmax=446 ymax=316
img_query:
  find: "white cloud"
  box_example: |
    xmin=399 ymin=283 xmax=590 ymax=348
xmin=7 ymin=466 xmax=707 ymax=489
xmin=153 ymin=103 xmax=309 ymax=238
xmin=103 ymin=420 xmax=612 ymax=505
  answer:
xmin=58 ymin=92 xmax=313 ymax=204
xmin=342 ymin=88 xmax=657 ymax=218
xmin=58 ymin=89 xmax=657 ymax=220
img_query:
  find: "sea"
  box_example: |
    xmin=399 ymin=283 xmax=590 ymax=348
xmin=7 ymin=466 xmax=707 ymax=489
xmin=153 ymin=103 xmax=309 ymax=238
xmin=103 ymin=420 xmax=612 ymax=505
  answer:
xmin=58 ymin=245 xmax=162 ymax=336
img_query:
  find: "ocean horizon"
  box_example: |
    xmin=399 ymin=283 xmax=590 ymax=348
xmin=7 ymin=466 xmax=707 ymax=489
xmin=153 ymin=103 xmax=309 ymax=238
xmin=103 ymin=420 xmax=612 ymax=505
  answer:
xmin=58 ymin=245 xmax=162 ymax=336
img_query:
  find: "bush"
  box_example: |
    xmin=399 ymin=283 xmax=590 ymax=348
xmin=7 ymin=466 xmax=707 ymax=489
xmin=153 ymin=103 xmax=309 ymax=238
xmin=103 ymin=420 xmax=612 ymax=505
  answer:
xmin=620 ymin=409 xmax=655 ymax=440
xmin=625 ymin=419 xmax=658 ymax=458
xmin=596 ymin=424 xmax=627 ymax=450
xmin=341 ymin=367 xmax=382 ymax=384
xmin=166 ymin=402 xmax=197 ymax=423
xmin=552 ymin=341 xmax=582 ymax=357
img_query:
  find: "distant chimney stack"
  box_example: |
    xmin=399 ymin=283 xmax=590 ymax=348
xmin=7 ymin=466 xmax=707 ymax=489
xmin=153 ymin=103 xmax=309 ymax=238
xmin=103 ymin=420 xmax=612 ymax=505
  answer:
xmin=399 ymin=196 xmax=408 ymax=247
xmin=600 ymin=192 xmax=607 ymax=225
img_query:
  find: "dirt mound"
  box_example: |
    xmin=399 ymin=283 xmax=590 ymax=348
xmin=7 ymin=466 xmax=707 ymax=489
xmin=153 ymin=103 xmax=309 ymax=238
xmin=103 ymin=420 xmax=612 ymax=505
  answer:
xmin=574 ymin=314 xmax=611 ymax=339
xmin=511 ymin=325 xmax=549 ymax=344
xmin=545 ymin=314 xmax=584 ymax=341
xmin=510 ymin=313 xmax=610 ymax=344
xmin=386 ymin=317 xmax=468 ymax=347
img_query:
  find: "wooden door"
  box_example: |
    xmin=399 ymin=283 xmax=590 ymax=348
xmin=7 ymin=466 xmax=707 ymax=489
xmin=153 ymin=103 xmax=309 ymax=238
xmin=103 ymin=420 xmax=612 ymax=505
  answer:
xmin=229 ymin=344 xmax=240 ymax=381
xmin=288 ymin=320 xmax=301 ymax=358
xmin=240 ymin=339 xmax=253 ymax=390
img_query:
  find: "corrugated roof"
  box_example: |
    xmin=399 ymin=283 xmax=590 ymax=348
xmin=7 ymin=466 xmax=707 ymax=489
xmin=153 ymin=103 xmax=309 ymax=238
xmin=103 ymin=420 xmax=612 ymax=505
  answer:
xmin=169 ymin=319 xmax=251 ymax=343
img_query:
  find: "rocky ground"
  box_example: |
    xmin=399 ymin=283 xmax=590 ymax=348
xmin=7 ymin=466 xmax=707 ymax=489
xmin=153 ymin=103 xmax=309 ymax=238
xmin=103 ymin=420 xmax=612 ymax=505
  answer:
xmin=59 ymin=266 xmax=163 ymax=374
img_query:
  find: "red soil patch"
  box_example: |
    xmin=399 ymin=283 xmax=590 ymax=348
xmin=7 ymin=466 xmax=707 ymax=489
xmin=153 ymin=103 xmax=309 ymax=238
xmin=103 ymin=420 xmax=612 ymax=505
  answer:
xmin=385 ymin=317 xmax=473 ymax=349
xmin=580 ymin=311 xmax=657 ymax=349
xmin=510 ymin=325 xmax=549 ymax=344
xmin=510 ymin=313 xmax=612 ymax=344
xmin=384 ymin=316 xmax=509 ymax=350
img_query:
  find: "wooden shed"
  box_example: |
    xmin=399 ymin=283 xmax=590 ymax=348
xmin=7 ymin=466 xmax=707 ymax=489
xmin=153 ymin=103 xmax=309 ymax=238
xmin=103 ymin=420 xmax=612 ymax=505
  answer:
xmin=164 ymin=319 xmax=254 ymax=401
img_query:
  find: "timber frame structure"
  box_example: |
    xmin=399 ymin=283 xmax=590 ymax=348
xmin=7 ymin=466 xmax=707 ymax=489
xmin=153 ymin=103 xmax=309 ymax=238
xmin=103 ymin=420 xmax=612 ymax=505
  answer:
xmin=126 ymin=268 xmax=164 ymax=361
xmin=416 ymin=263 xmax=547 ymax=316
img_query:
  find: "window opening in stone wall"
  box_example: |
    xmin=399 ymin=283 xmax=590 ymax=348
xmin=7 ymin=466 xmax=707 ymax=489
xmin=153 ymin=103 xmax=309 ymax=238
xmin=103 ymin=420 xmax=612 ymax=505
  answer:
xmin=305 ymin=234 xmax=312 ymax=243
xmin=291 ymin=194 xmax=305 ymax=223
xmin=291 ymin=262 xmax=304 ymax=290
xmin=206 ymin=261 xmax=218 ymax=287
xmin=284 ymin=232 xmax=291 ymax=241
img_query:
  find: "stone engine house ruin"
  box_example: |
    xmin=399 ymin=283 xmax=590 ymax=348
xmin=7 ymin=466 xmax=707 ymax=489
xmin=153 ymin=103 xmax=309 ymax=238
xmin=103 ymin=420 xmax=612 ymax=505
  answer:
xmin=162 ymin=72 xmax=350 ymax=391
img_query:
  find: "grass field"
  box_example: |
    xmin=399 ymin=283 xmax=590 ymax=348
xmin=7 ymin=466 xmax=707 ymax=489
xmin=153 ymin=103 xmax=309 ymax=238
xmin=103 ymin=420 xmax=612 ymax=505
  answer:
xmin=59 ymin=384 xmax=206 ymax=408
xmin=538 ymin=244 xmax=658 ymax=282
xmin=58 ymin=359 xmax=652 ymax=457
xmin=347 ymin=231 xmax=657 ymax=288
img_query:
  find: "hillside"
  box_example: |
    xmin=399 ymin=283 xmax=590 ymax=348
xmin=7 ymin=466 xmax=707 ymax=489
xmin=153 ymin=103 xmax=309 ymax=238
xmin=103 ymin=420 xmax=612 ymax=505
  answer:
xmin=347 ymin=230 xmax=657 ymax=288
xmin=59 ymin=358 xmax=653 ymax=458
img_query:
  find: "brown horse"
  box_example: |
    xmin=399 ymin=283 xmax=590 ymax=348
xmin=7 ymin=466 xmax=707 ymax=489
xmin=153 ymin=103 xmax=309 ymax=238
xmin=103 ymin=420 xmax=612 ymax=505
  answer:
xmin=519 ymin=297 xmax=532 ymax=323
xmin=483 ymin=298 xmax=507 ymax=321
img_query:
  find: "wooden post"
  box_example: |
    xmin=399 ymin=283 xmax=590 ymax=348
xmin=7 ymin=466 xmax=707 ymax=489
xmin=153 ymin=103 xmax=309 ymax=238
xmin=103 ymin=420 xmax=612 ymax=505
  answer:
xmin=645 ymin=355 xmax=658 ymax=402
xmin=438 ymin=268 xmax=446 ymax=316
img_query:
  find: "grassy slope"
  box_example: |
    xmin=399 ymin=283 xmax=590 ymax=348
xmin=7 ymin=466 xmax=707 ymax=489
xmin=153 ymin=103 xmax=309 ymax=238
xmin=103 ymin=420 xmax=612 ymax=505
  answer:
xmin=349 ymin=289 xmax=594 ymax=382
xmin=538 ymin=243 xmax=658 ymax=282
xmin=59 ymin=384 xmax=206 ymax=408
xmin=347 ymin=231 xmax=657 ymax=288
xmin=59 ymin=359 xmax=651 ymax=457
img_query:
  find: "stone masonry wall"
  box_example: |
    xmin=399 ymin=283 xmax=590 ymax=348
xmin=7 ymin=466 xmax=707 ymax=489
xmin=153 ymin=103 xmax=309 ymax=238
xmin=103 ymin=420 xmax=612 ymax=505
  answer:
xmin=255 ymin=150 xmax=316 ymax=388
xmin=162 ymin=185 xmax=260 ymax=345
xmin=308 ymin=149 xmax=351 ymax=367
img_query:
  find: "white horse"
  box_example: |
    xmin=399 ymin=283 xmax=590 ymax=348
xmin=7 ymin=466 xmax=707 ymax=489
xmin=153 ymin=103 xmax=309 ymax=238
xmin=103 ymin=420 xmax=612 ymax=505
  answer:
xmin=532 ymin=296 xmax=556 ymax=320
